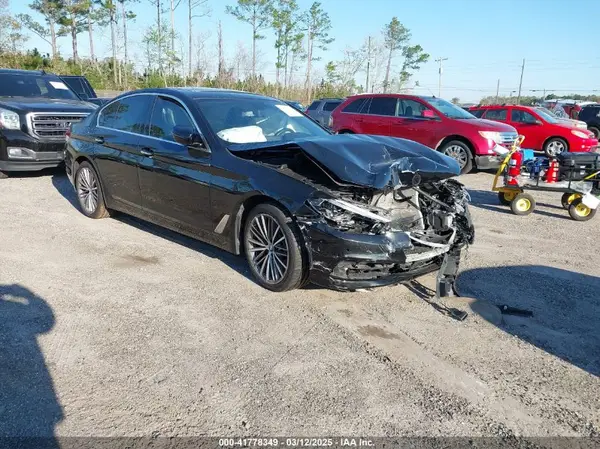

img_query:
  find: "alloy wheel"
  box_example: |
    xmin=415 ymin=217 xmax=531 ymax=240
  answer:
xmin=76 ymin=167 xmax=99 ymax=214
xmin=546 ymin=140 xmax=565 ymax=157
xmin=444 ymin=145 xmax=468 ymax=169
xmin=247 ymin=213 xmax=289 ymax=284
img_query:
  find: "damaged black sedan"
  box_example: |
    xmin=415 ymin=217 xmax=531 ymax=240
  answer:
xmin=65 ymin=88 xmax=474 ymax=292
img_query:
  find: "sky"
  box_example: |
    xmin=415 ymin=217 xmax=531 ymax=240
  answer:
xmin=9 ymin=0 xmax=600 ymax=102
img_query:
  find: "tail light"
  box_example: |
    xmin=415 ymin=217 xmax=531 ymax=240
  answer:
xmin=328 ymin=115 xmax=333 ymax=128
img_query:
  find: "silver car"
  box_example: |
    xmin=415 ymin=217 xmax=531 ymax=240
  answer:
xmin=305 ymin=98 xmax=344 ymax=128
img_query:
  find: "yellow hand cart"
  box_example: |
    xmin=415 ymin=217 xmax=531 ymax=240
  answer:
xmin=490 ymin=135 xmax=600 ymax=221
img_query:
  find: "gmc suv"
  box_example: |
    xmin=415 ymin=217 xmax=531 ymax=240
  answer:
xmin=331 ymin=94 xmax=518 ymax=174
xmin=0 ymin=69 xmax=96 ymax=178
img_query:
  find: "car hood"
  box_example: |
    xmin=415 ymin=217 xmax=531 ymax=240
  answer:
xmin=0 ymin=97 xmax=96 ymax=113
xmin=462 ymin=118 xmax=517 ymax=132
xmin=232 ymin=134 xmax=461 ymax=190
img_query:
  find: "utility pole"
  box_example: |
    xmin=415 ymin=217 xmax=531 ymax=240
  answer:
xmin=495 ymin=79 xmax=500 ymax=104
xmin=435 ymin=57 xmax=448 ymax=97
xmin=365 ymin=36 xmax=371 ymax=93
xmin=516 ymin=58 xmax=525 ymax=104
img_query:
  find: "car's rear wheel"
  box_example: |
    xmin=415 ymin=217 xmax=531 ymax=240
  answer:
xmin=243 ymin=203 xmax=306 ymax=292
xmin=75 ymin=162 xmax=110 ymax=219
xmin=440 ymin=140 xmax=473 ymax=174
xmin=588 ymin=126 xmax=600 ymax=139
xmin=543 ymin=137 xmax=568 ymax=157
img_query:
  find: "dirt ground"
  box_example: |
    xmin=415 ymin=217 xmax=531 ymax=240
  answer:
xmin=0 ymin=169 xmax=598 ymax=440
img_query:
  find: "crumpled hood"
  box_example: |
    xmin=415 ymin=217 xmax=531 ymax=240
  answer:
xmin=279 ymin=134 xmax=460 ymax=189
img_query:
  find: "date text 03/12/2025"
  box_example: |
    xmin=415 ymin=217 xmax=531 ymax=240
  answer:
xmin=218 ymin=438 xmax=375 ymax=447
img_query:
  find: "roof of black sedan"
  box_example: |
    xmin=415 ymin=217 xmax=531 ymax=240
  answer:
xmin=129 ymin=87 xmax=275 ymax=101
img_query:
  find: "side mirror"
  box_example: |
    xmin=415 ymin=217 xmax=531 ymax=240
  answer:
xmin=421 ymin=109 xmax=437 ymax=119
xmin=173 ymin=125 xmax=205 ymax=149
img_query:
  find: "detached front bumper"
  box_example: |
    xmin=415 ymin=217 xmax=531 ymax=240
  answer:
xmin=301 ymin=222 xmax=449 ymax=291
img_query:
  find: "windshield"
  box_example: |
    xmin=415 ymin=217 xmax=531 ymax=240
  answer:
xmin=534 ymin=107 xmax=560 ymax=124
xmin=426 ymin=97 xmax=476 ymax=119
xmin=195 ymin=97 xmax=330 ymax=145
xmin=0 ymin=73 xmax=79 ymax=100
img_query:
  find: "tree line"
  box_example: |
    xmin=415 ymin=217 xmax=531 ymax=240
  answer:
xmin=0 ymin=0 xmax=430 ymax=103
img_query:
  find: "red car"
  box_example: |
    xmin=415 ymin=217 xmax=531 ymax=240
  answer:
xmin=469 ymin=105 xmax=598 ymax=157
xmin=331 ymin=94 xmax=518 ymax=174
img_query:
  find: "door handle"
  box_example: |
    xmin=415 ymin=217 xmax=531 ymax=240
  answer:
xmin=94 ymin=137 xmax=104 ymax=144
xmin=140 ymin=147 xmax=154 ymax=157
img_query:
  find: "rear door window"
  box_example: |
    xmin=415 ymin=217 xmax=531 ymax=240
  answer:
xmin=367 ymin=97 xmax=398 ymax=116
xmin=484 ymin=109 xmax=508 ymax=121
xmin=342 ymin=98 xmax=367 ymax=113
xmin=98 ymin=100 xmax=122 ymax=128
xmin=114 ymin=95 xmax=154 ymax=134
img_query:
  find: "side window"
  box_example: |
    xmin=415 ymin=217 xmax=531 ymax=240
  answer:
xmin=470 ymin=109 xmax=484 ymax=118
xmin=484 ymin=109 xmax=508 ymax=121
xmin=113 ymin=95 xmax=154 ymax=134
xmin=98 ymin=100 xmax=122 ymax=128
xmin=367 ymin=97 xmax=397 ymax=116
xmin=149 ymin=96 xmax=194 ymax=142
xmin=323 ymin=101 xmax=341 ymax=112
xmin=342 ymin=98 xmax=367 ymax=113
xmin=398 ymin=99 xmax=427 ymax=117
xmin=307 ymin=101 xmax=320 ymax=111
xmin=511 ymin=109 xmax=537 ymax=124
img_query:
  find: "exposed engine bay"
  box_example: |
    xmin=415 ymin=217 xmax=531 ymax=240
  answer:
xmin=233 ymin=144 xmax=475 ymax=250
xmin=231 ymin=135 xmax=475 ymax=291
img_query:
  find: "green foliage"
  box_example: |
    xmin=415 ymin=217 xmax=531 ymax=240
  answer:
xmin=226 ymin=0 xmax=273 ymax=41
xmin=303 ymin=1 xmax=333 ymax=54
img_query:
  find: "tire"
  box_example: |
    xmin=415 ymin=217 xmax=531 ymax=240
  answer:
xmin=338 ymin=130 xmax=354 ymax=134
xmin=498 ymin=190 xmax=519 ymax=206
xmin=543 ymin=137 xmax=568 ymax=158
xmin=561 ymin=192 xmax=582 ymax=210
xmin=440 ymin=140 xmax=473 ymax=174
xmin=589 ymin=126 xmax=600 ymax=139
xmin=74 ymin=161 xmax=110 ymax=219
xmin=568 ymin=198 xmax=597 ymax=221
xmin=243 ymin=203 xmax=307 ymax=292
xmin=0 ymin=170 xmax=8 ymax=179
xmin=510 ymin=192 xmax=536 ymax=216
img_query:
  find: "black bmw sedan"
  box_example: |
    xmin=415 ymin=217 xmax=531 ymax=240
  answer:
xmin=65 ymin=88 xmax=474 ymax=292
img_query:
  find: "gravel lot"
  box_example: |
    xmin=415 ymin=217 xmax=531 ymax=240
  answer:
xmin=0 ymin=169 xmax=598 ymax=440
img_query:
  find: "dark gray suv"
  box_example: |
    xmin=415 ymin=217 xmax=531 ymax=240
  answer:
xmin=305 ymin=98 xmax=344 ymax=127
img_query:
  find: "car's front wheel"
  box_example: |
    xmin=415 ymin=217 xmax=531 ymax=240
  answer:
xmin=243 ymin=203 xmax=307 ymax=292
xmin=544 ymin=137 xmax=568 ymax=157
xmin=440 ymin=140 xmax=473 ymax=174
xmin=588 ymin=126 xmax=600 ymax=139
xmin=75 ymin=162 xmax=110 ymax=219
xmin=0 ymin=170 xmax=8 ymax=179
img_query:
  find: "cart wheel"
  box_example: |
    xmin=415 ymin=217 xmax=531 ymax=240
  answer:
xmin=568 ymin=198 xmax=597 ymax=221
xmin=510 ymin=193 xmax=536 ymax=216
xmin=498 ymin=190 xmax=519 ymax=206
xmin=561 ymin=192 xmax=582 ymax=210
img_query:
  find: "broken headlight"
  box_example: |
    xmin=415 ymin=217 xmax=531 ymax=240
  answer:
xmin=307 ymin=198 xmax=390 ymax=234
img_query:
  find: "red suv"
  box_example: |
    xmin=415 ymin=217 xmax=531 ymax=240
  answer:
xmin=469 ymin=104 xmax=598 ymax=157
xmin=331 ymin=94 xmax=518 ymax=174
